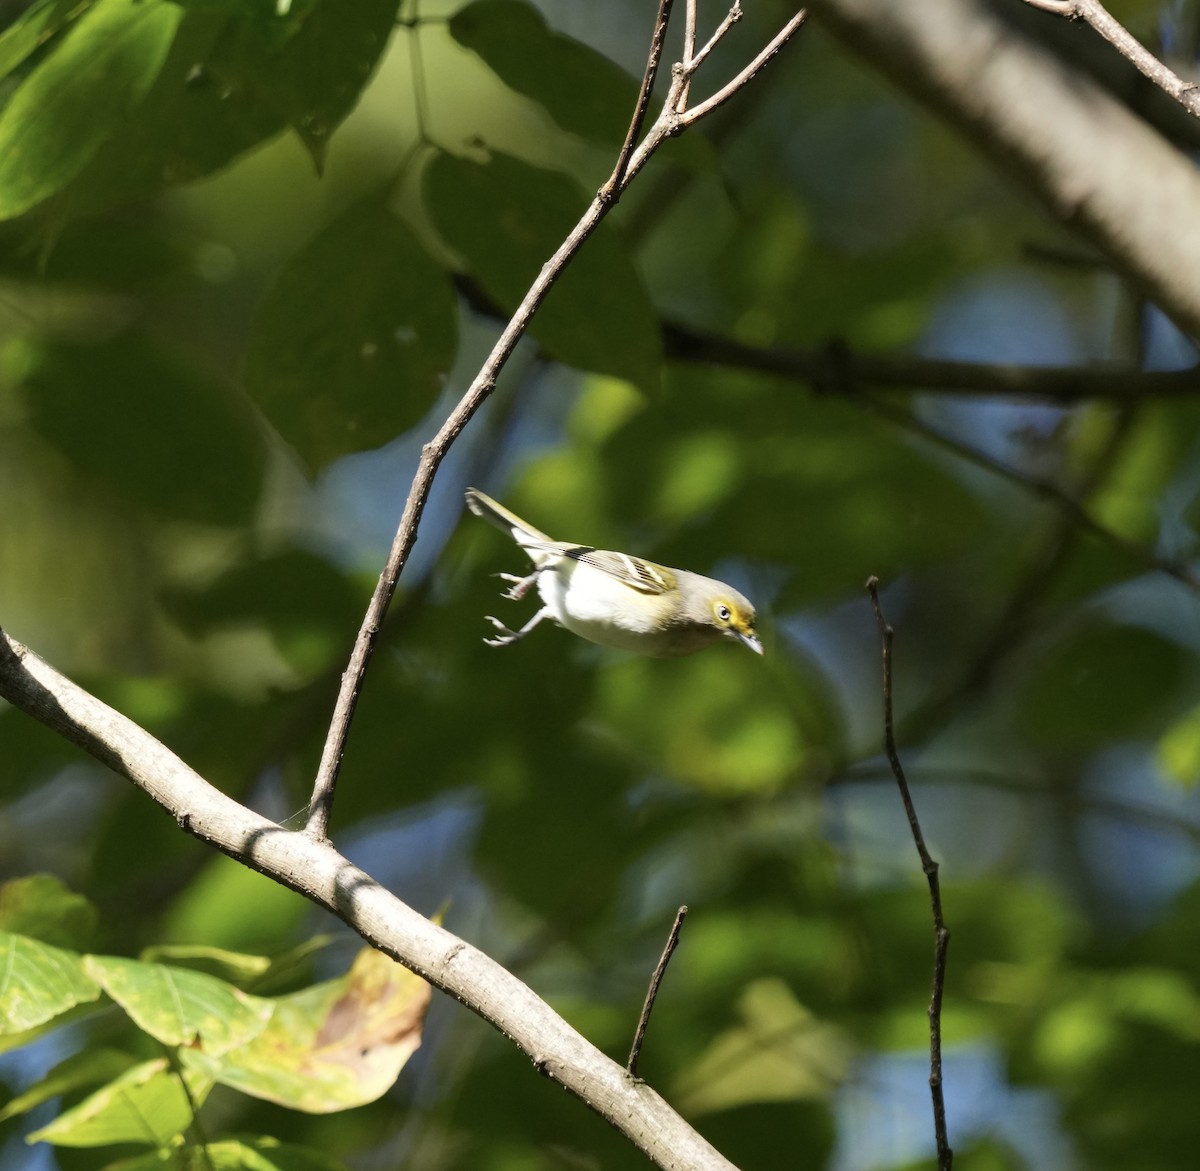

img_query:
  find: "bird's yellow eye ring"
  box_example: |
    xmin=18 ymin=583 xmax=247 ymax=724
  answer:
xmin=716 ymin=603 xmax=732 ymax=623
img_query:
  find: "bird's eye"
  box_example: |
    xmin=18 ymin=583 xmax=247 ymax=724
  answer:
xmin=716 ymin=604 xmax=732 ymax=623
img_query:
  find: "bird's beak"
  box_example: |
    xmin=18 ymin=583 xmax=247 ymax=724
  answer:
xmin=737 ymin=629 xmax=764 ymax=656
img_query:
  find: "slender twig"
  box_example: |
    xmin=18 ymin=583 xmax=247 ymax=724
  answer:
xmin=681 ymin=10 xmax=806 ymax=124
xmin=865 ymin=578 xmax=953 ymax=1171
xmin=627 ymin=906 xmax=688 ymax=1079
xmin=305 ymin=7 xmax=809 ymax=840
xmin=1024 ymin=0 xmax=1200 ymax=118
xmin=684 ymin=0 xmax=699 ymax=63
xmin=688 ymin=2 xmax=744 ymax=74
xmin=603 ymin=0 xmax=674 ymax=200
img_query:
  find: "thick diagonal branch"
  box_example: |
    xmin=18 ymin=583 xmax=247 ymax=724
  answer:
xmin=810 ymin=0 xmax=1200 ymax=338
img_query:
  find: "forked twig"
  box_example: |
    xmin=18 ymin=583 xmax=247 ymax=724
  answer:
xmin=1023 ymin=0 xmax=1200 ymax=117
xmin=866 ymin=577 xmax=953 ymax=1171
xmin=305 ymin=5 xmax=807 ymax=840
xmin=627 ymin=906 xmax=688 ymax=1078
xmin=603 ymin=0 xmax=674 ymax=199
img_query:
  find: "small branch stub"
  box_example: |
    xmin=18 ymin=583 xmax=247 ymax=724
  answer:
xmin=627 ymin=905 xmax=688 ymax=1079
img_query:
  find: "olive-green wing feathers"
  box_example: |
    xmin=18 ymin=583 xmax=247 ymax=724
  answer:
xmin=567 ymin=548 xmax=677 ymax=595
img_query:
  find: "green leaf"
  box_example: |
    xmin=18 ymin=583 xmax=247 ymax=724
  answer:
xmin=181 ymin=948 xmax=430 ymax=1112
xmin=0 ymin=0 xmax=181 ymax=220
xmin=0 ymin=874 xmax=97 ymax=947
xmin=25 ymin=1057 xmax=210 ymax=1147
xmin=221 ymin=0 xmax=400 ymax=168
xmin=14 ymin=332 xmax=266 ymax=524
xmin=425 ymin=149 xmax=661 ymax=390
xmin=135 ymin=943 xmax=273 ymax=983
xmin=243 ymin=200 xmax=457 ymax=471
xmin=0 ymin=0 xmax=91 ymax=85
xmin=594 ymin=651 xmax=830 ymax=795
xmin=113 ymin=1135 xmax=350 ymax=1171
xmin=50 ymin=0 xmax=401 ymax=219
xmin=672 ymin=978 xmax=852 ymax=1114
xmin=1158 ymin=702 xmax=1200 ymax=787
xmin=137 ymin=936 xmax=331 ymax=991
xmin=83 ymin=954 xmax=273 ymax=1056
xmin=449 ymin=0 xmax=636 ymax=148
xmin=0 ymin=1047 xmax=137 ymax=1123
xmin=0 ymin=931 xmax=100 ymax=1037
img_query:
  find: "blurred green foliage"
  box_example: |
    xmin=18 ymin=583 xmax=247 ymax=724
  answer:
xmin=1 ymin=1 xmax=1199 ymax=1169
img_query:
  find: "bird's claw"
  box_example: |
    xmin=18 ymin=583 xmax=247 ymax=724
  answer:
xmin=483 ymin=615 xmax=521 ymax=647
xmin=493 ymin=571 xmax=536 ymax=602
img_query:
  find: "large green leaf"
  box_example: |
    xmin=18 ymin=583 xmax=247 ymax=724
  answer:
xmin=0 ymin=931 xmax=99 ymax=1038
xmin=25 ymin=1057 xmax=211 ymax=1147
xmin=83 ymin=954 xmax=273 ymax=1056
xmin=0 ymin=0 xmax=181 ymax=219
xmin=13 ymin=332 xmax=266 ymax=524
xmin=0 ymin=1047 xmax=138 ymax=1123
xmin=0 ymin=0 xmax=91 ymax=85
xmin=672 ymin=977 xmax=852 ymax=1114
xmin=424 ymin=149 xmax=661 ymax=390
xmin=243 ymin=200 xmax=457 ymax=471
xmin=114 ymin=1136 xmax=350 ymax=1171
xmin=0 ymin=874 xmax=97 ymax=948
xmin=50 ymin=0 xmax=401 ymax=220
xmin=449 ymin=0 xmax=636 ymax=148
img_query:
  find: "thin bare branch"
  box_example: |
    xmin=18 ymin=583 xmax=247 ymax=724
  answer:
xmin=684 ymin=0 xmax=699 ymax=64
xmin=627 ymin=906 xmax=688 ymax=1078
xmin=1024 ymin=0 xmax=1200 ymax=118
xmin=865 ymin=579 xmax=953 ymax=1171
xmin=687 ymin=2 xmax=744 ymax=74
xmin=681 ymin=10 xmax=807 ymax=125
xmin=603 ymin=0 xmax=674 ymax=200
xmin=306 ymin=6 xmax=810 ymax=840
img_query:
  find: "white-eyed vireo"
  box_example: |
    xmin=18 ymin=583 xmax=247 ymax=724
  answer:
xmin=465 ymin=487 xmax=763 ymax=657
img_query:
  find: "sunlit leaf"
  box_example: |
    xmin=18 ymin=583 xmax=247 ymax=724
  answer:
xmin=50 ymin=0 xmax=401 ymax=218
xmin=26 ymin=1057 xmax=210 ymax=1147
xmin=0 ymin=0 xmax=181 ymax=219
xmin=0 ymin=1047 xmax=137 ymax=1123
xmin=673 ymin=978 xmax=852 ymax=1114
xmin=0 ymin=931 xmax=99 ymax=1036
xmin=0 ymin=0 xmax=90 ymax=85
xmin=0 ymin=874 xmax=97 ymax=948
xmin=112 ymin=1135 xmax=350 ymax=1171
xmin=1157 ymin=701 xmax=1200 ymax=787
xmin=181 ymin=947 xmax=430 ymax=1111
xmin=83 ymin=954 xmax=273 ymax=1055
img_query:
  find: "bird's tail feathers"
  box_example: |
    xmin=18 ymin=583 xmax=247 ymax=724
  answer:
xmin=464 ymin=487 xmax=554 ymax=546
